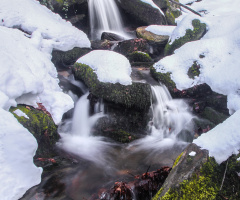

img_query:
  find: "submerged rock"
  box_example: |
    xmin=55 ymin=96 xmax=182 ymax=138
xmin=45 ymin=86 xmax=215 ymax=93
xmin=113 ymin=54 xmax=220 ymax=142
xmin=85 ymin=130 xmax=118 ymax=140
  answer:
xmin=10 ymin=104 xmax=59 ymax=158
xmin=153 ymin=143 xmax=240 ymax=199
xmin=73 ymin=63 xmax=151 ymax=110
xmin=164 ymin=19 xmax=207 ymax=56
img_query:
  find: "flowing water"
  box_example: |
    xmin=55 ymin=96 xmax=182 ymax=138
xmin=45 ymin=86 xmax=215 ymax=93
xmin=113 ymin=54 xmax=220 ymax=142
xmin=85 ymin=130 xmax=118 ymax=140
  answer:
xmin=54 ymin=85 xmax=194 ymax=199
xmin=88 ymin=0 xmax=131 ymax=39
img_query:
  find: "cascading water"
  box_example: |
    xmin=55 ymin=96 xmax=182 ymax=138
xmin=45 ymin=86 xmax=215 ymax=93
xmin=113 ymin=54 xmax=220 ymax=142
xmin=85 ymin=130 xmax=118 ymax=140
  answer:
xmin=58 ymin=92 xmax=113 ymax=166
xmin=88 ymin=0 xmax=130 ymax=39
xmin=128 ymin=85 xmax=194 ymax=157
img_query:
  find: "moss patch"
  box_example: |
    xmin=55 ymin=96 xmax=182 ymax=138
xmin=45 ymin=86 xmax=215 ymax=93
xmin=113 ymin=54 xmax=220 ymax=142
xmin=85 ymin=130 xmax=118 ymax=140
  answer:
xmin=188 ymin=61 xmax=201 ymax=79
xmin=73 ymin=63 xmax=151 ymax=110
xmin=9 ymin=105 xmax=58 ymax=158
xmin=128 ymin=51 xmax=152 ymax=63
xmin=164 ymin=19 xmax=206 ymax=56
xmin=172 ymin=152 xmax=184 ymax=169
xmin=150 ymin=66 xmax=176 ymax=91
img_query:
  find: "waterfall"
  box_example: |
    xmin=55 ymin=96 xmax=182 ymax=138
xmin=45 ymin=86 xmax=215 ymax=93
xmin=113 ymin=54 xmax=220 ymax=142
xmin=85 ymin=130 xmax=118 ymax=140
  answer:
xmin=88 ymin=0 xmax=129 ymax=39
xmin=128 ymin=85 xmax=194 ymax=154
xmin=58 ymin=92 xmax=113 ymax=166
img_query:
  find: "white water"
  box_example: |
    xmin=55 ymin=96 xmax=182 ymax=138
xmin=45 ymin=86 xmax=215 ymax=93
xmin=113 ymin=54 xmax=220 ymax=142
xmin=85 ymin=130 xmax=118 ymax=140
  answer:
xmin=88 ymin=0 xmax=130 ymax=39
xmin=58 ymin=93 xmax=113 ymax=166
xmin=128 ymin=85 xmax=194 ymax=155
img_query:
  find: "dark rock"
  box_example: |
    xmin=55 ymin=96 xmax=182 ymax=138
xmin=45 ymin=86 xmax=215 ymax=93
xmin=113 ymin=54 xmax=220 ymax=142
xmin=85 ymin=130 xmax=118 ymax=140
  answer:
xmin=73 ymin=63 xmax=151 ymax=110
xmin=52 ymin=47 xmax=91 ymax=69
xmin=91 ymin=40 xmax=115 ymax=50
xmin=113 ymin=38 xmax=151 ymax=57
xmin=101 ymin=32 xmax=126 ymax=41
xmin=117 ymin=0 xmax=167 ymax=25
xmin=9 ymin=104 xmax=59 ymax=158
xmin=164 ymin=19 xmax=207 ymax=56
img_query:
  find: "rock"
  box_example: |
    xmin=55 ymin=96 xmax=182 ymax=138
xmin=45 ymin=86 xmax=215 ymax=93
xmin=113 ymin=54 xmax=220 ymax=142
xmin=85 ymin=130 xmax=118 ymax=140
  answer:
xmin=91 ymin=40 xmax=115 ymax=50
xmin=164 ymin=19 xmax=207 ymax=56
xmin=153 ymin=144 xmax=240 ymax=199
xmin=117 ymin=0 xmax=167 ymax=25
xmin=128 ymin=51 xmax=153 ymax=63
xmin=101 ymin=32 xmax=126 ymax=41
xmin=9 ymin=104 xmax=59 ymax=158
xmin=113 ymin=38 xmax=151 ymax=57
xmin=73 ymin=63 xmax=151 ymax=110
xmin=136 ymin=26 xmax=170 ymax=45
xmin=52 ymin=47 xmax=91 ymax=69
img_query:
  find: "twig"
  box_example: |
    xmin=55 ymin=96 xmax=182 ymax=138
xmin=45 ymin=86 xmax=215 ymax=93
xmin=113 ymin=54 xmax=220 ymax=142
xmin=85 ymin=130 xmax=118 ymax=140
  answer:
xmin=169 ymin=0 xmax=202 ymax=17
xmin=146 ymin=165 xmax=151 ymax=174
xmin=220 ymin=159 xmax=229 ymax=191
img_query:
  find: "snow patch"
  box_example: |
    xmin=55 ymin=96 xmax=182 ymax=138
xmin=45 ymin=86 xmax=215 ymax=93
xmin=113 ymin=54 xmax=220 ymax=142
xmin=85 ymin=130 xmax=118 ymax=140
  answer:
xmin=77 ymin=50 xmax=132 ymax=85
xmin=145 ymin=25 xmax=176 ymax=36
xmin=13 ymin=109 xmax=29 ymax=119
xmin=189 ymin=151 xmax=196 ymax=156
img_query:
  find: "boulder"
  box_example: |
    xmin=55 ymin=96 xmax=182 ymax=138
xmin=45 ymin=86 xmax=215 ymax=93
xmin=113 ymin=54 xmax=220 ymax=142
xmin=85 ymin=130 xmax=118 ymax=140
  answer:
xmin=136 ymin=26 xmax=170 ymax=45
xmin=164 ymin=19 xmax=207 ymax=56
xmin=10 ymin=104 xmax=59 ymax=158
xmin=128 ymin=51 xmax=153 ymax=63
xmin=113 ymin=38 xmax=151 ymax=57
xmin=52 ymin=47 xmax=91 ymax=69
xmin=153 ymin=143 xmax=240 ymax=199
xmin=73 ymin=63 xmax=151 ymax=110
xmin=117 ymin=0 xmax=167 ymax=25
xmin=101 ymin=32 xmax=126 ymax=41
xmin=91 ymin=40 xmax=115 ymax=50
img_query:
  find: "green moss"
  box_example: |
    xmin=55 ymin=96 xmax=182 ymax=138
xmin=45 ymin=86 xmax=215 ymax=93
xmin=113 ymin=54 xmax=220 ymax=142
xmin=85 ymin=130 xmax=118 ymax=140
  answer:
xmin=152 ymin=188 xmax=164 ymax=200
xmin=9 ymin=105 xmax=58 ymax=157
xmin=188 ymin=61 xmax=200 ymax=79
xmin=154 ymin=155 xmax=240 ymax=200
xmin=164 ymin=19 xmax=206 ymax=56
xmin=73 ymin=63 xmax=151 ymax=110
xmin=150 ymin=66 xmax=176 ymax=91
xmin=101 ymin=129 xmax=136 ymax=143
xmin=172 ymin=152 xmax=184 ymax=169
xmin=128 ymin=51 xmax=152 ymax=63
xmin=200 ymin=107 xmax=228 ymax=125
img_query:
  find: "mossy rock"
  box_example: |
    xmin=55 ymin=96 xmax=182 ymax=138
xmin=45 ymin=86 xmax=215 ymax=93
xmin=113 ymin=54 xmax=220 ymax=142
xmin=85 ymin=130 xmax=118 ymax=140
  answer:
xmin=113 ymin=38 xmax=151 ymax=57
xmin=117 ymin=0 xmax=167 ymax=25
xmin=164 ymin=19 xmax=207 ymax=56
xmin=73 ymin=63 xmax=151 ymax=110
xmin=200 ymin=107 xmax=229 ymax=125
xmin=9 ymin=104 xmax=59 ymax=158
xmin=150 ymin=66 xmax=176 ymax=91
xmin=153 ymin=143 xmax=240 ymax=199
xmin=188 ymin=61 xmax=201 ymax=79
xmin=136 ymin=26 xmax=170 ymax=45
xmin=52 ymin=47 xmax=91 ymax=69
xmin=128 ymin=51 xmax=153 ymax=63
xmin=165 ymin=1 xmax=182 ymax=25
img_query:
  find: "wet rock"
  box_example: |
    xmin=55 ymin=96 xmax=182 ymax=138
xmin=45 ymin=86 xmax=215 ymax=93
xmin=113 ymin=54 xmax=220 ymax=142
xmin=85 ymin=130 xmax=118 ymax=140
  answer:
xmin=9 ymin=104 xmax=59 ymax=158
xmin=128 ymin=51 xmax=153 ymax=63
xmin=164 ymin=19 xmax=207 ymax=56
xmin=52 ymin=47 xmax=91 ymax=69
xmin=117 ymin=0 xmax=167 ymax=25
xmin=101 ymin=32 xmax=126 ymax=41
xmin=73 ymin=63 xmax=151 ymax=110
xmin=153 ymin=144 xmax=240 ymax=199
xmin=136 ymin=26 xmax=170 ymax=45
xmin=113 ymin=38 xmax=151 ymax=57
xmin=91 ymin=40 xmax=115 ymax=50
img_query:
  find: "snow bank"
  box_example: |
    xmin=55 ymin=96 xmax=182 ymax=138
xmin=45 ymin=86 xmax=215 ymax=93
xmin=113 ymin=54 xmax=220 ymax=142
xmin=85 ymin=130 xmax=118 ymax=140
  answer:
xmin=77 ymin=50 xmax=132 ymax=85
xmin=194 ymin=110 xmax=240 ymax=164
xmin=153 ymin=0 xmax=240 ymax=163
xmin=0 ymin=0 xmax=91 ymax=51
xmin=145 ymin=25 xmax=176 ymax=36
xmin=0 ymin=94 xmax=42 ymax=200
xmin=0 ymin=0 xmax=91 ymax=198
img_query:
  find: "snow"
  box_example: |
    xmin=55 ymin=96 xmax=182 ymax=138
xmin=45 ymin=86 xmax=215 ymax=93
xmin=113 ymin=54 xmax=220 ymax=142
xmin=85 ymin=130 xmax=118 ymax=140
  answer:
xmin=153 ymin=0 xmax=240 ymax=163
xmin=77 ymin=50 xmax=132 ymax=85
xmin=13 ymin=109 xmax=29 ymax=119
xmin=0 ymin=0 xmax=91 ymax=199
xmin=140 ymin=0 xmax=165 ymax=16
xmin=145 ymin=25 xmax=176 ymax=36
xmin=189 ymin=151 xmax=196 ymax=156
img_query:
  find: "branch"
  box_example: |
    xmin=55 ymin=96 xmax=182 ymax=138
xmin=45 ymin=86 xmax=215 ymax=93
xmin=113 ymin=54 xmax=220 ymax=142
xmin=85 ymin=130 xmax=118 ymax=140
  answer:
xmin=169 ymin=0 xmax=202 ymax=17
xmin=220 ymin=159 xmax=229 ymax=191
